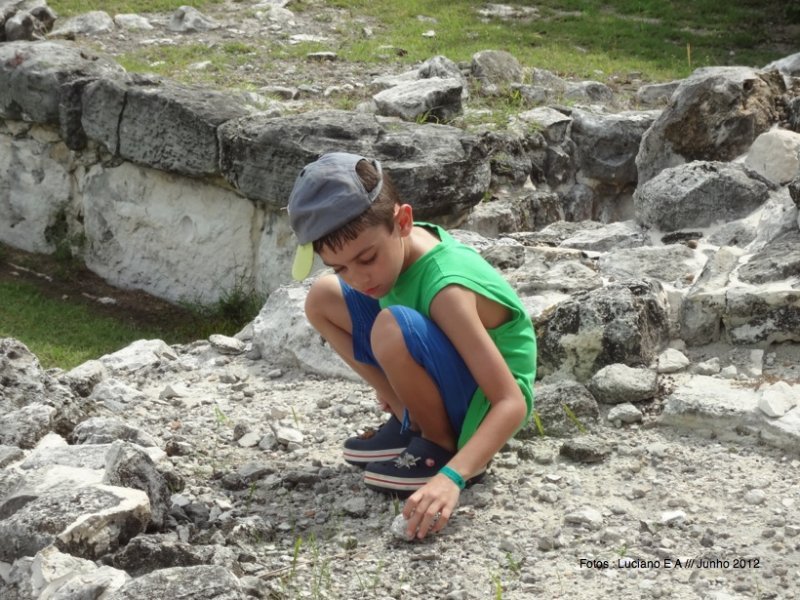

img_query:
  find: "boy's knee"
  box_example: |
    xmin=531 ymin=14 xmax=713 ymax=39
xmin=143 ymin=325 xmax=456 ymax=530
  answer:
xmin=304 ymin=274 xmax=339 ymax=324
xmin=370 ymin=309 xmax=404 ymax=361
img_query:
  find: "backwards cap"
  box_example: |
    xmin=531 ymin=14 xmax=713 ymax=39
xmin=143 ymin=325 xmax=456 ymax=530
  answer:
xmin=287 ymin=152 xmax=383 ymax=280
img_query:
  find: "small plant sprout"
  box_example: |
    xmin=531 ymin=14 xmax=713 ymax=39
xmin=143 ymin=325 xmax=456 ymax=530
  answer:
xmin=562 ymin=403 xmax=587 ymax=433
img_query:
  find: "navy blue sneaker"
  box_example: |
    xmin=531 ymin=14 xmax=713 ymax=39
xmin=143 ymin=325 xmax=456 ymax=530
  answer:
xmin=343 ymin=415 xmax=415 ymax=467
xmin=363 ymin=436 xmax=485 ymax=497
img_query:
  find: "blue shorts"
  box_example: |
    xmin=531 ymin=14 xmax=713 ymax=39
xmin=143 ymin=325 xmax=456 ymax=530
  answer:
xmin=340 ymin=279 xmax=478 ymax=436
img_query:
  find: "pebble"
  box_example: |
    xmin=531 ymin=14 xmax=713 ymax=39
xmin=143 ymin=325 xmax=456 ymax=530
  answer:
xmin=237 ymin=432 xmax=262 ymax=447
xmin=564 ymin=507 xmax=604 ymax=530
xmin=275 ymin=426 xmax=304 ymax=445
xmin=744 ymin=489 xmax=767 ymax=505
xmin=208 ymin=334 xmax=246 ymax=355
xmin=390 ymin=514 xmax=414 ymax=541
xmin=559 ymin=439 xmax=611 ymax=464
xmin=607 ymin=403 xmax=643 ymax=425
xmin=661 ymin=510 xmax=687 ymax=526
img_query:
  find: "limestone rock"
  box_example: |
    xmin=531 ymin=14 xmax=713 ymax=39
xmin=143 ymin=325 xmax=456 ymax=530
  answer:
xmin=218 ymin=110 xmax=490 ymax=222
xmin=560 ymin=220 xmax=648 ymax=252
xmin=517 ymin=379 xmax=599 ymax=438
xmin=251 ymin=282 xmax=354 ymax=379
xmin=634 ymin=161 xmax=771 ymax=232
xmin=111 ymin=535 xmax=240 ymax=576
xmin=209 ymin=334 xmax=247 ymax=355
xmin=636 ymin=67 xmax=785 ymax=184
xmin=600 ymin=244 xmax=705 ymax=288
xmin=471 ymin=49 xmax=523 ymax=92
xmin=63 ymin=359 xmax=108 ymax=397
xmin=168 ymin=6 xmax=219 ymax=32
xmin=0 ymin=483 xmax=149 ymax=561
xmin=72 ymin=417 xmax=159 ymax=447
xmin=0 ymin=40 xmax=124 ymax=123
xmin=657 ymin=348 xmax=691 ymax=374
xmin=99 ymin=339 xmax=175 ymax=374
xmin=104 ymin=441 xmax=172 ymax=531
xmin=82 ymin=75 xmax=250 ymax=177
xmin=588 ymin=364 xmax=659 ymax=404
xmin=373 ymin=77 xmax=463 ymax=122
xmin=758 ymin=382 xmax=798 ymax=418
xmin=50 ymin=10 xmax=114 ymax=37
xmin=745 ymin=129 xmax=800 ymax=185
xmin=571 ymin=109 xmax=657 ymax=186
xmin=0 ymin=135 xmax=71 ymax=253
xmin=536 ymin=280 xmax=670 ymax=381
xmin=737 ymin=230 xmax=800 ymax=285
xmin=607 ymin=403 xmax=643 ymax=425
xmin=114 ymin=14 xmax=154 ymax=30
xmin=107 ymin=565 xmax=247 ymax=600
xmin=81 ymin=161 xmax=258 ymax=304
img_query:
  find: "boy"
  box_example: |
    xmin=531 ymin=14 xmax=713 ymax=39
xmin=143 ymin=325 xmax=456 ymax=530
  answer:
xmin=287 ymin=152 xmax=536 ymax=539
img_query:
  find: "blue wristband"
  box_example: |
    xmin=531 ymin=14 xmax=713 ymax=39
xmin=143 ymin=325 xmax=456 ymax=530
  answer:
xmin=439 ymin=465 xmax=466 ymax=490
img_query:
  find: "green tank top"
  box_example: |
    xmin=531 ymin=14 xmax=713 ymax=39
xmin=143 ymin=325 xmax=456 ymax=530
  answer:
xmin=379 ymin=223 xmax=537 ymax=449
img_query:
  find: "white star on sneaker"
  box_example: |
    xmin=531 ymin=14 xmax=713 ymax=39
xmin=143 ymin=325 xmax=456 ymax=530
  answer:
xmin=393 ymin=452 xmax=421 ymax=469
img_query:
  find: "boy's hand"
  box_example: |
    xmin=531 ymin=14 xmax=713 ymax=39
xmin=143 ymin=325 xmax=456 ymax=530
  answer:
xmin=403 ymin=473 xmax=460 ymax=539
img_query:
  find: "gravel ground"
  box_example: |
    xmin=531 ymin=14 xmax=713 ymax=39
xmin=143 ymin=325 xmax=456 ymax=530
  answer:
xmin=116 ymin=338 xmax=800 ymax=600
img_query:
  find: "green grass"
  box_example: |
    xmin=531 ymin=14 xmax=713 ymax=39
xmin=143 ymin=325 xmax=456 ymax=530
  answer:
xmin=0 ymin=279 xmax=254 ymax=370
xmin=48 ymin=0 xmax=221 ymax=17
xmin=48 ymin=0 xmax=790 ymax=90
xmin=323 ymin=0 xmax=787 ymax=80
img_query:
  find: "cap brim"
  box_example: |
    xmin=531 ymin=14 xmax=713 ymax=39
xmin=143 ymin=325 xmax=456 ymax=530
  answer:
xmin=292 ymin=242 xmax=314 ymax=281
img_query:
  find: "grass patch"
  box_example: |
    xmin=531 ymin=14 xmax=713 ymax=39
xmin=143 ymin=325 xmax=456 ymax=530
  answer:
xmin=324 ymin=0 xmax=786 ymax=80
xmin=0 ymin=278 xmax=258 ymax=370
xmin=70 ymin=0 xmax=790 ymax=123
xmin=48 ymin=0 xmax=222 ymax=18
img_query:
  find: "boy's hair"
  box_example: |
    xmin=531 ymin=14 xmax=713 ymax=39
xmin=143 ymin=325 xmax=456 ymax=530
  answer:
xmin=312 ymin=159 xmax=401 ymax=253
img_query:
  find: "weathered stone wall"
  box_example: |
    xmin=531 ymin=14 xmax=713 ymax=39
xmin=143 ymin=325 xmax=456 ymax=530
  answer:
xmin=0 ymin=41 xmax=489 ymax=303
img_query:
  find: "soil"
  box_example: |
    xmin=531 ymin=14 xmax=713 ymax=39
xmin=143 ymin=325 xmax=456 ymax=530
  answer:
xmin=0 ymin=243 xmax=198 ymax=331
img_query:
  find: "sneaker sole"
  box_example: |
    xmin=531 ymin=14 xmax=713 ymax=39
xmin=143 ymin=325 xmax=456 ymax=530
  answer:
xmin=363 ymin=471 xmax=430 ymax=492
xmin=363 ymin=469 xmax=487 ymax=494
xmin=343 ymin=447 xmax=406 ymax=465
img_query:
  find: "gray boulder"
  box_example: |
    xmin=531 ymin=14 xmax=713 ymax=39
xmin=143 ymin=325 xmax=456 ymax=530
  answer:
xmin=588 ymin=363 xmax=659 ymax=404
xmin=563 ymin=80 xmax=614 ymax=104
xmin=517 ymin=380 xmax=599 ymax=437
xmin=0 ymin=404 xmax=54 ymax=449
xmin=570 ymin=109 xmax=658 ymax=186
xmin=2 ymin=545 xmax=129 ymax=600
xmin=559 ymin=220 xmax=648 ymax=252
xmin=737 ymin=230 xmax=800 ymax=284
xmin=598 ymin=244 xmax=705 ymax=286
xmin=0 ymin=483 xmax=149 ymax=561
xmin=82 ymin=75 xmax=250 ymax=177
xmin=0 ymin=40 xmax=123 ymax=123
xmin=764 ymin=51 xmax=800 ymax=76
xmin=373 ymin=77 xmax=463 ymax=122
xmin=636 ymin=67 xmax=785 ymax=184
xmin=463 ymin=192 xmax=562 ymax=237
xmin=50 ymin=10 xmax=114 ymax=36
xmin=107 ymin=565 xmax=247 ymax=600
xmin=470 ymin=49 xmax=523 ymax=93
xmin=536 ymin=280 xmax=670 ymax=381
xmin=218 ymin=110 xmax=490 ymax=221
xmin=73 ymin=417 xmax=159 ymax=447
xmin=725 ymin=287 xmax=800 ymax=345
xmin=681 ymin=246 xmax=742 ymax=345
xmin=635 ymin=80 xmax=680 ymax=106
xmin=111 ymin=535 xmax=241 ymax=576
xmin=251 ymin=282 xmax=355 ymax=379
xmin=104 ymin=441 xmax=172 ymax=531
xmin=168 ymin=6 xmax=219 ymax=32
xmin=0 ymin=338 xmax=82 ymax=441
xmin=634 ymin=161 xmax=771 ymax=231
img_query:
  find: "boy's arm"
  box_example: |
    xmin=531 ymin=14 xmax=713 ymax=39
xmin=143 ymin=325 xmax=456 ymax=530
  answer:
xmin=403 ymin=284 xmax=528 ymax=537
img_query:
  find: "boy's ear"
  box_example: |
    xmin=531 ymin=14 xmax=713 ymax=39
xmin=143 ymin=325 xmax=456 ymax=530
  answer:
xmin=394 ymin=203 xmax=414 ymax=235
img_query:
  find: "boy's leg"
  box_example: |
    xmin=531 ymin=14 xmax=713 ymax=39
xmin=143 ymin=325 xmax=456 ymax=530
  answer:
xmin=364 ymin=306 xmax=480 ymax=495
xmin=304 ymin=275 xmax=402 ymax=417
xmin=370 ymin=307 xmax=477 ymax=453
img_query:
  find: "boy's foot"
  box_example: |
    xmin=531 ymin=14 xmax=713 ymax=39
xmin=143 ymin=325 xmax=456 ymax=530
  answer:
xmin=363 ymin=436 xmax=485 ymax=497
xmin=343 ymin=415 xmax=416 ymax=467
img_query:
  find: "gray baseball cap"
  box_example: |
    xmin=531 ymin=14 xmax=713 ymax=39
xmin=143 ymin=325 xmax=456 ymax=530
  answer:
xmin=287 ymin=152 xmax=383 ymax=280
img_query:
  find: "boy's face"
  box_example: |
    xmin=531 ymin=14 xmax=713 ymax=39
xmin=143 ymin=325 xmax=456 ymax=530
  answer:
xmin=318 ymin=205 xmax=412 ymax=298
